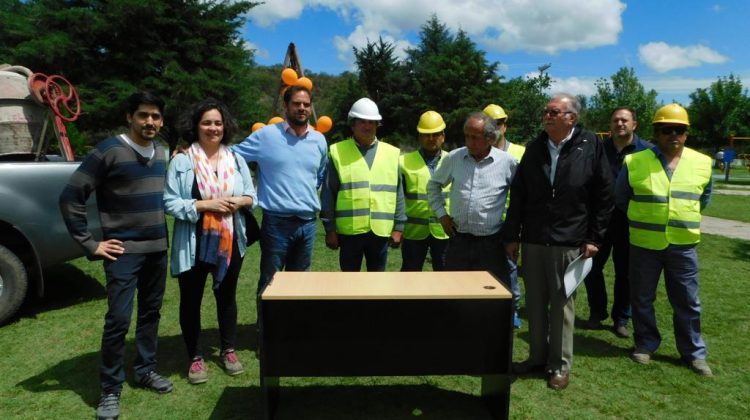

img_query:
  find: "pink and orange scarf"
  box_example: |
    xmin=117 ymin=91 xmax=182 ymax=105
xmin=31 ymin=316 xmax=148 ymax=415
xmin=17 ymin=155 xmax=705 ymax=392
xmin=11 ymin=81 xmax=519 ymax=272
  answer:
xmin=188 ymin=143 xmax=236 ymax=288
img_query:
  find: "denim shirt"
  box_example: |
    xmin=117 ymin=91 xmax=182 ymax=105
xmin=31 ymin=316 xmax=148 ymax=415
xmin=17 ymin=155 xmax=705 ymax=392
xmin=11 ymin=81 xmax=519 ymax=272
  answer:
xmin=164 ymin=152 xmax=257 ymax=277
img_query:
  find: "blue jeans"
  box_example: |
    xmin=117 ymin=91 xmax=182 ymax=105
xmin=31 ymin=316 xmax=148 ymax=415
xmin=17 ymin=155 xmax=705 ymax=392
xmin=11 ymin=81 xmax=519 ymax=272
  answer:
xmin=629 ymin=244 xmax=707 ymax=361
xmin=258 ymin=214 xmax=316 ymax=295
xmin=100 ymin=251 xmax=167 ymax=393
xmin=400 ymin=236 xmax=447 ymax=271
xmin=508 ymin=256 xmax=520 ymax=310
xmin=338 ymin=231 xmax=389 ymax=272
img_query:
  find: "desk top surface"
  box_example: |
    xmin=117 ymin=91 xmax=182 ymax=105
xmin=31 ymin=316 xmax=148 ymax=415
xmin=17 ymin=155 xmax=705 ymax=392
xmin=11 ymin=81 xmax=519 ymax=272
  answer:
xmin=262 ymin=271 xmax=511 ymax=300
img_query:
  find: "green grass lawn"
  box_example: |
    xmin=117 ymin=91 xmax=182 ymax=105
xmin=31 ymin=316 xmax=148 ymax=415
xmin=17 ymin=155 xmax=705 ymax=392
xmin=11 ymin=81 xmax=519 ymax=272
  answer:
xmin=703 ymin=194 xmax=750 ymax=223
xmin=1 ymin=224 xmax=749 ymax=419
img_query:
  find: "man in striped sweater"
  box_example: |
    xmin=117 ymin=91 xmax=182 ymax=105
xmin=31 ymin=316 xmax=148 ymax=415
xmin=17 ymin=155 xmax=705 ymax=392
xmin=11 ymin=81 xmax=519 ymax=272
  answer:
xmin=60 ymin=91 xmax=172 ymax=420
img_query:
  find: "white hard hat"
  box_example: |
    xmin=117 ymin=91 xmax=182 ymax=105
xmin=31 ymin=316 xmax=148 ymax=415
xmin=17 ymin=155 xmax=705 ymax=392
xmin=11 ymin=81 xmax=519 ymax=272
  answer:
xmin=348 ymin=97 xmax=382 ymax=121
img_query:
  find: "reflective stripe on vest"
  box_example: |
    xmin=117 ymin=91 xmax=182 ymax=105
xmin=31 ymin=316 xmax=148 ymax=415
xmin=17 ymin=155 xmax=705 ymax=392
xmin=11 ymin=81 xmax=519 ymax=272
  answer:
xmin=330 ymin=139 xmax=400 ymax=236
xmin=625 ymin=147 xmax=711 ymax=250
xmin=399 ymin=150 xmax=449 ymax=240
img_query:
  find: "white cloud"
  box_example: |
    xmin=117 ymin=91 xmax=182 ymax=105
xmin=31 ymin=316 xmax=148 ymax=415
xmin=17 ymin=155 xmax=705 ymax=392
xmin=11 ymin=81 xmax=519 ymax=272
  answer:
xmin=247 ymin=0 xmax=627 ymax=67
xmin=243 ymin=41 xmax=270 ymax=60
xmin=638 ymin=42 xmax=729 ymax=73
xmin=549 ymin=76 xmax=598 ymax=97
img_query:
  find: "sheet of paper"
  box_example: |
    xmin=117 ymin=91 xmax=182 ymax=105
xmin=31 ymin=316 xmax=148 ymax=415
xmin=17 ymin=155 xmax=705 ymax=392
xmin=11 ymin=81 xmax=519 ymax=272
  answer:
xmin=563 ymin=254 xmax=593 ymax=298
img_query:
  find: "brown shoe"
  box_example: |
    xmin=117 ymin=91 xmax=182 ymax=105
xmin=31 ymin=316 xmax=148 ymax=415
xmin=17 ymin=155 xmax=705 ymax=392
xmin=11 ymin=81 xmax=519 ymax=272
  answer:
xmin=613 ymin=324 xmax=631 ymax=338
xmin=548 ymin=371 xmax=569 ymax=390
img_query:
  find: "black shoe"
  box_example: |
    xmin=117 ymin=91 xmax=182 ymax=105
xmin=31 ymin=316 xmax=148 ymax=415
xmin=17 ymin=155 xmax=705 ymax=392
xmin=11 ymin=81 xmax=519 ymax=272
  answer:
xmin=96 ymin=392 xmax=120 ymax=420
xmin=137 ymin=371 xmax=173 ymax=394
xmin=512 ymin=360 xmax=546 ymax=375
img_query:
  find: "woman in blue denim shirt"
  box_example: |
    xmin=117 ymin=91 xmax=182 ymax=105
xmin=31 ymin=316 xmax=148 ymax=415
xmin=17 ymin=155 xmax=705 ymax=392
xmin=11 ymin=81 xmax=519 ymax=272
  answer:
xmin=164 ymin=98 xmax=257 ymax=384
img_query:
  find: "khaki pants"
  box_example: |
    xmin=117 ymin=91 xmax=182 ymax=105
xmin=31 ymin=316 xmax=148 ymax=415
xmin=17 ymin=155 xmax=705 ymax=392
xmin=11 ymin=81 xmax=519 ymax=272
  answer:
xmin=521 ymin=243 xmax=579 ymax=373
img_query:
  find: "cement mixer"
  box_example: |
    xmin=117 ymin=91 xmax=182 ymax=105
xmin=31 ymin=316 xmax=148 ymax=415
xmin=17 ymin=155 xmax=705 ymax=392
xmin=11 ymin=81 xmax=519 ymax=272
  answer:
xmin=0 ymin=65 xmax=97 ymax=326
xmin=0 ymin=64 xmax=80 ymax=161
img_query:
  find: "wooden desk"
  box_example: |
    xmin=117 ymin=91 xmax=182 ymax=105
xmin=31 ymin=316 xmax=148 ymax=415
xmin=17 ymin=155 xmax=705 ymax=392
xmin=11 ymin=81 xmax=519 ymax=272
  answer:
xmin=259 ymin=271 xmax=513 ymax=419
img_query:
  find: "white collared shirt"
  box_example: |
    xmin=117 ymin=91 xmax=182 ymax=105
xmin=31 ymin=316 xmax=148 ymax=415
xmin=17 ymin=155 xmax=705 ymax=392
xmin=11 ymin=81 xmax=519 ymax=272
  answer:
xmin=547 ymin=129 xmax=574 ymax=184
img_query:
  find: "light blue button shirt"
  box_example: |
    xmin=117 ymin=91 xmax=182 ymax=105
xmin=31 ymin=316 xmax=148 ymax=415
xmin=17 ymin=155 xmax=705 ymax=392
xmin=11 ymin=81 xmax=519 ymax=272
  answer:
xmin=427 ymin=146 xmax=517 ymax=236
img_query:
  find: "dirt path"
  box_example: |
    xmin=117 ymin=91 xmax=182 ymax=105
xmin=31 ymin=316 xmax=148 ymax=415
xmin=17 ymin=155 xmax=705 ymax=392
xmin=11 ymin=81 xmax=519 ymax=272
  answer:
xmin=702 ymin=216 xmax=750 ymax=241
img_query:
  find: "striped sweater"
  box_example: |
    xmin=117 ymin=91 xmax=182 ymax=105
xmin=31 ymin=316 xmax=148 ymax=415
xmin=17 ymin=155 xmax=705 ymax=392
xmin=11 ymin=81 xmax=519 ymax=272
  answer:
xmin=59 ymin=135 xmax=168 ymax=256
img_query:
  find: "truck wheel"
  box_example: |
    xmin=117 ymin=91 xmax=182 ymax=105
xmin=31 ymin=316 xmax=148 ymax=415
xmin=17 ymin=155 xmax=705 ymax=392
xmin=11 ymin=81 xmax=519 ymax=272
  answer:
xmin=0 ymin=245 xmax=28 ymax=325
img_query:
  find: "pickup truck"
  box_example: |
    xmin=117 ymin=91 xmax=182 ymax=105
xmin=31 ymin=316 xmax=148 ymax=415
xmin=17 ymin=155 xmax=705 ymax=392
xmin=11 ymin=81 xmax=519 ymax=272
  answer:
xmin=0 ymin=159 xmax=100 ymax=324
xmin=0 ymin=65 xmax=98 ymax=325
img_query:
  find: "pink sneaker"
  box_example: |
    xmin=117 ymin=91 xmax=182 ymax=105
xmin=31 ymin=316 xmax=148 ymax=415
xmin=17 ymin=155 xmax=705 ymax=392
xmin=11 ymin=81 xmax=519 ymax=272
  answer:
xmin=222 ymin=350 xmax=244 ymax=376
xmin=188 ymin=357 xmax=208 ymax=384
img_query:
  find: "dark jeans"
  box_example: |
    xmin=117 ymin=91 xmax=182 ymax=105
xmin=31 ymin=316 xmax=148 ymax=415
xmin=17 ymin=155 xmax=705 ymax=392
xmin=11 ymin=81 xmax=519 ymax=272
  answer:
xmin=100 ymin=251 xmax=167 ymax=393
xmin=338 ymin=231 xmax=389 ymax=272
xmin=400 ymin=236 xmax=447 ymax=271
xmin=583 ymin=210 xmax=631 ymax=325
xmin=258 ymin=214 xmax=316 ymax=295
xmin=444 ymin=232 xmax=510 ymax=286
xmin=178 ymin=240 xmax=243 ymax=360
xmin=629 ymin=244 xmax=706 ymax=360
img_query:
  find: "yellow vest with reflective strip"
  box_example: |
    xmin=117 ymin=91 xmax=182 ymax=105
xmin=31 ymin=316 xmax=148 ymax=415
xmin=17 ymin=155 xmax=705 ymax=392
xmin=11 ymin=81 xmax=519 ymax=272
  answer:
xmin=503 ymin=142 xmax=525 ymax=219
xmin=625 ymin=147 xmax=711 ymax=250
xmin=330 ymin=139 xmax=400 ymax=237
xmin=399 ymin=150 xmax=449 ymax=240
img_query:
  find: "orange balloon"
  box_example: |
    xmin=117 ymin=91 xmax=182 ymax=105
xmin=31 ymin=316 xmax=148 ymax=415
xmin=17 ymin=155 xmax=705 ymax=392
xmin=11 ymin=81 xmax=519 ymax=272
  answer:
xmin=251 ymin=122 xmax=266 ymax=132
xmin=316 ymin=116 xmax=333 ymax=134
xmin=268 ymin=116 xmax=284 ymax=125
xmin=295 ymin=76 xmax=313 ymax=91
xmin=281 ymin=68 xmax=298 ymax=85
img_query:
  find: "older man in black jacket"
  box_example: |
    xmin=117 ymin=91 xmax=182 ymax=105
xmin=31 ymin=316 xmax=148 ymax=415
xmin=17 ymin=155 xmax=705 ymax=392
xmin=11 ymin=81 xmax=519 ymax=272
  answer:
xmin=503 ymin=93 xmax=613 ymax=390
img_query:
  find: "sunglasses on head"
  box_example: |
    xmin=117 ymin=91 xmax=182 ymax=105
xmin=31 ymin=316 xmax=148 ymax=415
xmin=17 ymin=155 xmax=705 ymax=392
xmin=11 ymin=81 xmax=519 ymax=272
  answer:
xmin=659 ymin=126 xmax=687 ymax=135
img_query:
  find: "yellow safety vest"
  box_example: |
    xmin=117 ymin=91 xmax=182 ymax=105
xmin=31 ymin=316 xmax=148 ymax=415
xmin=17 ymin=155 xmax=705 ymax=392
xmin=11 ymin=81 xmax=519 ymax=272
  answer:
xmin=625 ymin=147 xmax=711 ymax=250
xmin=507 ymin=142 xmax=525 ymax=162
xmin=503 ymin=141 xmax=525 ymax=219
xmin=399 ymin=150 xmax=449 ymax=240
xmin=330 ymin=139 xmax=400 ymax=237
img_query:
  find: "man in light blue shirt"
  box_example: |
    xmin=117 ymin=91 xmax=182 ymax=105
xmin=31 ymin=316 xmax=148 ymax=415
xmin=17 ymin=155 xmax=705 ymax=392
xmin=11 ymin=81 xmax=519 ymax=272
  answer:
xmin=426 ymin=112 xmax=517 ymax=283
xmin=232 ymin=85 xmax=328 ymax=294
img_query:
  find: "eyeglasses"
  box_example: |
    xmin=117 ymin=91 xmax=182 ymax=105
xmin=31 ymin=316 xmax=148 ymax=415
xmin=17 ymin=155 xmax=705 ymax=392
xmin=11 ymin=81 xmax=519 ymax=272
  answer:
xmin=543 ymin=109 xmax=572 ymax=118
xmin=658 ymin=126 xmax=687 ymax=135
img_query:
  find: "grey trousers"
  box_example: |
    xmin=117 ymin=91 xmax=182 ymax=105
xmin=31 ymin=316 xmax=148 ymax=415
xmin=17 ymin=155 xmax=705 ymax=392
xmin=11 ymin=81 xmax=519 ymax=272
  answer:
xmin=522 ymin=243 xmax=579 ymax=373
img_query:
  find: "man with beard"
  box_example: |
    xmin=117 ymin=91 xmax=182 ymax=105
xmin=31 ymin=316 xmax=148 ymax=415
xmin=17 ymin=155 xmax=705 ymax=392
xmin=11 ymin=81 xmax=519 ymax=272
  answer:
xmin=399 ymin=110 xmax=450 ymax=271
xmin=616 ymin=103 xmax=713 ymax=376
xmin=320 ymin=97 xmax=406 ymax=271
xmin=233 ymin=85 xmax=328 ymax=294
xmin=60 ymin=91 xmax=173 ymax=420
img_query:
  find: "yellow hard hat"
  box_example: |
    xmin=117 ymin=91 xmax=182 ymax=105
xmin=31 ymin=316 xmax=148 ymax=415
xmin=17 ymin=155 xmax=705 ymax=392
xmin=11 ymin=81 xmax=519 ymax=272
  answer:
xmin=483 ymin=104 xmax=508 ymax=120
xmin=652 ymin=103 xmax=689 ymax=126
xmin=417 ymin=110 xmax=446 ymax=133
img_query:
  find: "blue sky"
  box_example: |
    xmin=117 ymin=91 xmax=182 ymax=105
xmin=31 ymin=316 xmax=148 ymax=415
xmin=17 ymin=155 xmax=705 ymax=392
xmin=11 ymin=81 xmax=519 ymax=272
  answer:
xmin=242 ymin=1 xmax=749 ymax=105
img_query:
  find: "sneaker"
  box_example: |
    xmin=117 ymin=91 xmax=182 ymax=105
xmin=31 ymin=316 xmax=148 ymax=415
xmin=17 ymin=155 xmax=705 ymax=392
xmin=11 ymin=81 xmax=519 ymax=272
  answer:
xmin=631 ymin=347 xmax=652 ymax=365
xmin=613 ymin=324 xmax=631 ymax=338
xmin=513 ymin=312 xmax=522 ymax=329
xmin=137 ymin=371 xmax=173 ymax=394
xmin=188 ymin=357 xmax=208 ymax=384
xmin=222 ymin=350 xmax=244 ymax=376
xmin=96 ymin=392 xmax=120 ymax=420
xmin=689 ymin=359 xmax=713 ymax=377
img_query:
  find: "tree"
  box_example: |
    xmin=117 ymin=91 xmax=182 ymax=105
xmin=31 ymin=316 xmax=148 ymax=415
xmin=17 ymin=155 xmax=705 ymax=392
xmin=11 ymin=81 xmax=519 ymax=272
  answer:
xmin=2 ymin=0 xmax=260 ymax=150
xmin=584 ymin=67 xmax=659 ymax=139
xmin=495 ymin=71 xmax=552 ymax=143
xmin=688 ymin=74 xmax=750 ymax=149
xmin=405 ymin=16 xmax=503 ymax=148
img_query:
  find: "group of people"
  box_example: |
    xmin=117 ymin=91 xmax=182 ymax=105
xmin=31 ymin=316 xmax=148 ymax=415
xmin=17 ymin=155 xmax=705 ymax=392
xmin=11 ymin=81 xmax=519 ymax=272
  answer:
xmin=58 ymin=88 xmax=714 ymax=420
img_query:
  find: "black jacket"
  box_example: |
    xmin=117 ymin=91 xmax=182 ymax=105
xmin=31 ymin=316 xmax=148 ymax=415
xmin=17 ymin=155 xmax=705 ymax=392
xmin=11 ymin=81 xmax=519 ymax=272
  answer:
xmin=502 ymin=125 xmax=613 ymax=247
